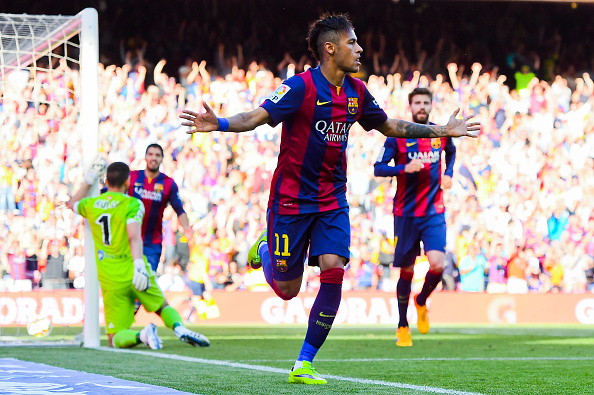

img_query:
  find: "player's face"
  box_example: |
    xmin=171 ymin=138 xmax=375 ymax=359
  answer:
xmin=409 ymin=94 xmax=432 ymax=124
xmin=334 ymin=29 xmax=362 ymax=74
xmin=145 ymin=147 xmax=163 ymax=172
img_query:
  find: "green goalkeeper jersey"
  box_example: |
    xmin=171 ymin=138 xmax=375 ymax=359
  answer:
xmin=76 ymin=191 xmax=145 ymax=290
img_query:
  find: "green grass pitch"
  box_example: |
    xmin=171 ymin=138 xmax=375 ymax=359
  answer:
xmin=2 ymin=324 xmax=593 ymax=394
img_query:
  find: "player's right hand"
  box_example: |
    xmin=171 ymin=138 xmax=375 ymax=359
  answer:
xmin=405 ymin=159 xmax=424 ymax=173
xmin=179 ymin=102 xmax=219 ymax=134
xmin=132 ymin=259 xmax=150 ymax=292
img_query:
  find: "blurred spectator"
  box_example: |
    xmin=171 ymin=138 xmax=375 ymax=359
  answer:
xmin=506 ymin=246 xmax=529 ymax=294
xmin=158 ymin=261 xmax=187 ymax=292
xmin=458 ymin=243 xmax=487 ymax=292
xmin=67 ymin=243 xmax=85 ymax=289
xmin=40 ymin=239 xmax=69 ymax=289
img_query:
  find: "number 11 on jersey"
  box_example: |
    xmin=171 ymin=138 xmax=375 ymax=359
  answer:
xmin=274 ymin=233 xmax=290 ymax=257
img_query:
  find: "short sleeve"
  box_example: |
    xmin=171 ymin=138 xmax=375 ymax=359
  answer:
xmin=126 ymin=197 xmax=145 ymax=225
xmin=357 ymin=87 xmax=388 ymax=131
xmin=76 ymin=197 xmax=89 ymax=218
xmin=260 ymin=75 xmax=306 ymax=127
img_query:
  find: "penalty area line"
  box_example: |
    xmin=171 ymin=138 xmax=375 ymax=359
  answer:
xmin=95 ymin=346 xmax=484 ymax=395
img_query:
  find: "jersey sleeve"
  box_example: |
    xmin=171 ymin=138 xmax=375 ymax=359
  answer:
xmin=126 ymin=197 xmax=145 ymax=225
xmin=168 ymin=180 xmax=186 ymax=216
xmin=260 ymin=75 xmax=306 ymax=127
xmin=75 ymin=197 xmax=90 ymax=218
xmin=374 ymin=138 xmax=405 ymax=177
xmin=357 ymin=87 xmax=388 ymax=131
xmin=443 ymin=138 xmax=456 ymax=177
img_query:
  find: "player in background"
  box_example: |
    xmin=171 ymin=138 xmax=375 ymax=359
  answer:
xmin=130 ymin=143 xmax=192 ymax=272
xmin=374 ymin=87 xmax=456 ymax=347
xmin=67 ymin=161 xmax=210 ymax=348
xmin=100 ymin=144 xmax=192 ymax=272
xmin=180 ymin=13 xmax=479 ymax=384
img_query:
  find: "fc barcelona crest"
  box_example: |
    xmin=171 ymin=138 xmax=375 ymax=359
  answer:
xmin=347 ymin=97 xmax=358 ymax=115
xmin=276 ymin=259 xmax=288 ymax=272
xmin=431 ymin=138 xmax=441 ymax=149
xmin=154 ymin=183 xmax=164 ymax=192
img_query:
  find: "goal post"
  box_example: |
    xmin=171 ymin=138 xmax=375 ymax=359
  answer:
xmin=79 ymin=8 xmax=100 ymax=349
xmin=0 ymin=8 xmax=100 ymax=347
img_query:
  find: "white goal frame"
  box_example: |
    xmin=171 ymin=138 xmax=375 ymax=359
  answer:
xmin=0 ymin=8 xmax=100 ymax=348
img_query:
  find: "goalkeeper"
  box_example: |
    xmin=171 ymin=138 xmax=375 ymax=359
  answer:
xmin=66 ymin=160 xmax=210 ymax=349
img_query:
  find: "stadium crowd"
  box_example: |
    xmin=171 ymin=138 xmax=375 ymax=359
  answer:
xmin=1 ymin=2 xmax=593 ymax=296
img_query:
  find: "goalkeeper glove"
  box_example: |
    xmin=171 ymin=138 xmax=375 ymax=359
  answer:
xmin=132 ymin=259 xmax=150 ymax=292
xmin=84 ymin=156 xmax=108 ymax=185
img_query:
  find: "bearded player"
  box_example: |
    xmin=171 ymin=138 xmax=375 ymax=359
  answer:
xmin=374 ymin=87 xmax=457 ymax=347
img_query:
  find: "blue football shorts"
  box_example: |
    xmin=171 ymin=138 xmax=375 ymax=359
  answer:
xmin=266 ymin=207 xmax=350 ymax=282
xmin=393 ymin=213 xmax=446 ymax=268
xmin=143 ymin=243 xmax=162 ymax=272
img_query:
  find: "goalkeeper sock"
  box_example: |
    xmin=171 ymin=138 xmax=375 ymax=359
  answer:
xmin=160 ymin=305 xmax=183 ymax=330
xmin=113 ymin=329 xmax=141 ymax=348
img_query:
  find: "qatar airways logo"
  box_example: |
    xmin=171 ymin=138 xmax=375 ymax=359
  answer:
xmin=408 ymin=151 xmax=441 ymax=164
xmin=135 ymin=187 xmax=163 ymax=202
xmin=315 ymin=120 xmax=352 ymax=142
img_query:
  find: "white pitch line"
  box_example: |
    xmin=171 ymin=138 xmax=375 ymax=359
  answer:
xmin=95 ymin=347 xmax=485 ymax=395
xmin=242 ymin=356 xmax=594 ymax=362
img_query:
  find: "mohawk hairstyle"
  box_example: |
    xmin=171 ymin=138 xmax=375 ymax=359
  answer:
xmin=307 ymin=13 xmax=354 ymax=62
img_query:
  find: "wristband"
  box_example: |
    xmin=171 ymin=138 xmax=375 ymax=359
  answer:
xmin=217 ymin=117 xmax=230 ymax=131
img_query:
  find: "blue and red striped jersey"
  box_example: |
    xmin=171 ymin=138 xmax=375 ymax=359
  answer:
xmin=261 ymin=66 xmax=387 ymax=215
xmin=374 ymin=133 xmax=456 ymax=217
xmin=128 ymin=170 xmax=185 ymax=245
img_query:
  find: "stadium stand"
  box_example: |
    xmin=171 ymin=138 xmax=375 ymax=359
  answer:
xmin=1 ymin=1 xmax=593 ymax=295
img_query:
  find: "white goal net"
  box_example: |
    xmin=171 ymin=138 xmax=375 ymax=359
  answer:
xmin=0 ymin=8 xmax=99 ymax=347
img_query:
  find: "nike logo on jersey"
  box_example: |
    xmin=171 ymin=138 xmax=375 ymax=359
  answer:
xmin=319 ymin=312 xmax=336 ymax=318
xmin=317 ymin=100 xmax=331 ymax=106
xmin=406 ymin=141 xmax=417 ymax=147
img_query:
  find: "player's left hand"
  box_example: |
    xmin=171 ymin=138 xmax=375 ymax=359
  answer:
xmin=442 ymin=175 xmax=452 ymax=189
xmin=446 ymin=108 xmax=481 ymax=138
xmin=132 ymin=259 xmax=150 ymax=292
xmin=84 ymin=156 xmax=108 ymax=185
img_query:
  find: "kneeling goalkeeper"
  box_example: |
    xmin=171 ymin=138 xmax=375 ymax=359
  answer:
xmin=66 ymin=160 xmax=209 ymax=349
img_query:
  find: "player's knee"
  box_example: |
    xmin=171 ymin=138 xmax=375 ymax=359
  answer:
xmin=428 ymin=262 xmax=445 ymax=273
xmin=426 ymin=250 xmax=446 ymax=272
xmin=318 ymin=254 xmax=347 ymax=271
xmin=274 ymin=280 xmax=300 ymax=299
xmin=427 ymin=256 xmax=446 ymax=273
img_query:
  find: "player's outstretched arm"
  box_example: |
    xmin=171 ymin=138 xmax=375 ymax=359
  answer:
xmin=180 ymin=101 xmax=271 ymax=134
xmin=377 ymin=108 xmax=481 ymax=139
xmin=64 ymin=156 xmax=108 ymax=210
xmin=64 ymin=185 xmax=89 ymax=211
